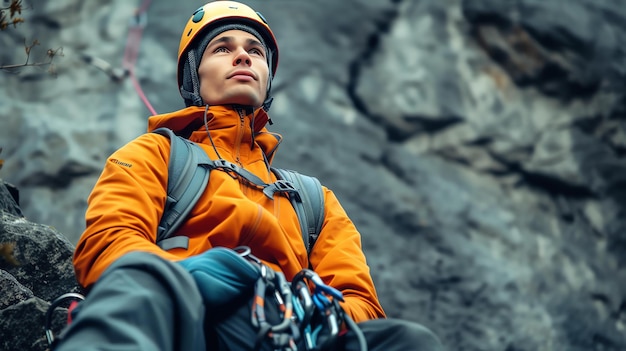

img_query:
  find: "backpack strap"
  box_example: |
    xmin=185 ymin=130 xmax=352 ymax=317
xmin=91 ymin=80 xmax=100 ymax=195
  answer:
xmin=272 ymin=168 xmax=325 ymax=254
xmin=152 ymin=128 xmax=326 ymax=255
xmin=153 ymin=128 xmax=212 ymax=250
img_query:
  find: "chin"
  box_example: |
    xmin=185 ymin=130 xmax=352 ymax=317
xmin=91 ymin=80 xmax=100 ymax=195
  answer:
xmin=205 ymin=92 xmax=262 ymax=107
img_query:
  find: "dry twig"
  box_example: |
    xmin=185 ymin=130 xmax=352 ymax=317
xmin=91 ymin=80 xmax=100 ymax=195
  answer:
xmin=0 ymin=0 xmax=63 ymax=74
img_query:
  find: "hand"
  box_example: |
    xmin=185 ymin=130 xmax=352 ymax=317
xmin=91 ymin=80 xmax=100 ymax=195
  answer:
xmin=178 ymin=247 xmax=260 ymax=307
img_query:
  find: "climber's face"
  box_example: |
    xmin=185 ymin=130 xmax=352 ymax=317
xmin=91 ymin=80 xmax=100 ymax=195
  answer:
xmin=198 ymin=30 xmax=269 ymax=108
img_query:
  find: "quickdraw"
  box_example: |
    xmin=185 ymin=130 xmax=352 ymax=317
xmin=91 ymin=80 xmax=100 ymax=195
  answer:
xmin=292 ymin=269 xmax=345 ymax=351
xmin=235 ymin=246 xmax=300 ymax=350
xmin=236 ymin=247 xmax=368 ymax=351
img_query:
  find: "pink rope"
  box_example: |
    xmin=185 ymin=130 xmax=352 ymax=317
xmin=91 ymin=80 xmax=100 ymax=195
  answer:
xmin=122 ymin=0 xmax=157 ymax=116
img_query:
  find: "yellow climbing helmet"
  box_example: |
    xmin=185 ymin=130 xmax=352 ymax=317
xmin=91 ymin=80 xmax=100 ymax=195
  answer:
xmin=177 ymin=1 xmax=279 ymax=108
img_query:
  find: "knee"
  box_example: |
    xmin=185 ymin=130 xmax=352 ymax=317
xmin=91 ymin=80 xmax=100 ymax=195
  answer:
xmin=97 ymin=251 xmax=203 ymax=305
xmin=398 ymin=321 xmax=443 ymax=350
xmin=381 ymin=319 xmax=443 ymax=351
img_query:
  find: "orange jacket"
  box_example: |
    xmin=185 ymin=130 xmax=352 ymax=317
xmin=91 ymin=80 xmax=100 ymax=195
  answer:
xmin=74 ymin=105 xmax=386 ymax=322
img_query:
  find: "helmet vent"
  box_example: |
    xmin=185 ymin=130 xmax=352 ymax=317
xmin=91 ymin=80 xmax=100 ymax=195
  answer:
xmin=192 ymin=8 xmax=204 ymax=23
xmin=256 ymin=12 xmax=268 ymax=24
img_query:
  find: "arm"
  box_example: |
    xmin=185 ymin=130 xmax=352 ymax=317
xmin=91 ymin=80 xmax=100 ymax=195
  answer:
xmin=308 ymin=190 xmax=386 ymax=322
xmin=73 ymin=133 xmax=178 ymax=289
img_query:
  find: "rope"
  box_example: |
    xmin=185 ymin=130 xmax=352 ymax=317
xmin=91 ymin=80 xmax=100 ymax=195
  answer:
xmin=122 ymin=0 xmax=157 ymax=116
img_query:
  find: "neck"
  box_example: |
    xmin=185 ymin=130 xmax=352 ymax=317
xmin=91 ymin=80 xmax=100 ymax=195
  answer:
xmin=228 ymin=104 xmax=256 ymax=116
xmin=203 ymin=103 xmax=257 ymax=116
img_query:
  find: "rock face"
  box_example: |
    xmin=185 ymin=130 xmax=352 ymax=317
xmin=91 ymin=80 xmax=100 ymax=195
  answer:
xmin=1 ymin=0 xmax=625 ymax=350
xmin=0 ymin=181 xmax=82 ymax=351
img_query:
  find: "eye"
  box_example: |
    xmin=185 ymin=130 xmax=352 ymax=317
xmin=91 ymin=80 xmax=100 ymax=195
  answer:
xmin=249 ymin=47 xmax=265 ymax=57
xmin=214 ymin=46 xmax=229 ymax=53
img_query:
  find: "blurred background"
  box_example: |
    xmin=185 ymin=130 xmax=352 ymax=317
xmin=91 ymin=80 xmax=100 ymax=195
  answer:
xmin=1 ymin=0 xmax=625 ymax=349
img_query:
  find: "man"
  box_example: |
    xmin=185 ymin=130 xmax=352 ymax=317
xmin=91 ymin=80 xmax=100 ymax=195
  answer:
xmin=54 ymin=1 xmax=443 ymax=350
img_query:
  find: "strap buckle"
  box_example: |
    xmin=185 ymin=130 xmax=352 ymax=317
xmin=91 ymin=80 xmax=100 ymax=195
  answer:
xmin=263 ymin=180 xmax=301 ymax=201
xmin=212 ymin=159 xmax=239 ymax=172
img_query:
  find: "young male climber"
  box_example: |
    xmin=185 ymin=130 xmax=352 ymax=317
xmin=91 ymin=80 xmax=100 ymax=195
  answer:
xmin=54 ymin=2 xmax=443 ymax=350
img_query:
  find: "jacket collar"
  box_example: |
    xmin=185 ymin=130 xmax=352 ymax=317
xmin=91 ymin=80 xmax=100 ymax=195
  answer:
xmin=147 ymin=105 xmax=281 ymax=164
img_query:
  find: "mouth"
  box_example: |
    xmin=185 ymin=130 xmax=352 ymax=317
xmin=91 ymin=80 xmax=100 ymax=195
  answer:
xmin=228 ymin=70 xmax=257 ymax=81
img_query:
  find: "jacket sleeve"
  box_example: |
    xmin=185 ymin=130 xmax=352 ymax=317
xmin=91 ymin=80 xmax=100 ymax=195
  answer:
xmin=73 ymin=133 xmax=180 ymax=289
xmin=308 ymin=190 xmax=387 ymax=322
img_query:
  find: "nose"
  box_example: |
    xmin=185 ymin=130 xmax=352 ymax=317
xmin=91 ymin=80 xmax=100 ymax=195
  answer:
xmin=233 ymin=48 xmax=251 ymax=66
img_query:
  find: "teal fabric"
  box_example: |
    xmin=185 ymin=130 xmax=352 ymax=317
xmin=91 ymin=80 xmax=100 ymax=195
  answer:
xmin=54 ymin=252 xmax=206 ymax=351
xmin=178 ymin=247 xmax=261 ymax=307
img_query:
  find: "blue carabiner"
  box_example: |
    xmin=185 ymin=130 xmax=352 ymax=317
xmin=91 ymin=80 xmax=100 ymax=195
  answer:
xmin=310 ymin=275 xmax=344 ymax=302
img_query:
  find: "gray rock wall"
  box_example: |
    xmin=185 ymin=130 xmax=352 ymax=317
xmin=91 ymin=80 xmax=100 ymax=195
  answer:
xmin=0 ymin=181 xmax=81 ymax=350
xmin=1 ymin=0 xmax=625 ymax=350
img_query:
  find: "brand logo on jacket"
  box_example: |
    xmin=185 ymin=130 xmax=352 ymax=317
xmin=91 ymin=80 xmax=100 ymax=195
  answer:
xmin=110 ymin=159 xmax=133 ymax=168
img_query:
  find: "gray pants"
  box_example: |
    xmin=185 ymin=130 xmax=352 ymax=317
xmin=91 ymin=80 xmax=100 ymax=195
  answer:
xmin=55 ymin=252 xmax=443 ymax=351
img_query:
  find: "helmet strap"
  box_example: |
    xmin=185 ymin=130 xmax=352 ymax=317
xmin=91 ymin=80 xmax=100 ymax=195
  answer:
xmin=262 ymin=97 xmax=273 ymax=113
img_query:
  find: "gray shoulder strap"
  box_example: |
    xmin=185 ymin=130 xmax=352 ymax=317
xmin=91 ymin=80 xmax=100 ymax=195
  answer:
xmin=152 ymin=128 xmax=212 ymax=250
xmin=272 ymin=168 xmax=325 ymax=254
xmin=151 ymin=128 xmax=325 ymax=254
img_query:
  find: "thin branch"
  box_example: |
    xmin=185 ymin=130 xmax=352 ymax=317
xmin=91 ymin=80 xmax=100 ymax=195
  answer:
xmin=0 ymin=45 xmax=64 ymax=73
xmin=0 ymin=0 xmax=25 ymax=30
xmin=0 ymin=6 xmax=65 ymax=73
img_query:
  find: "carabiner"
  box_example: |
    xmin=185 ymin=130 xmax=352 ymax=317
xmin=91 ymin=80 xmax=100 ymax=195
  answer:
xmin=45 ymin=293 xmax=85 ymax=347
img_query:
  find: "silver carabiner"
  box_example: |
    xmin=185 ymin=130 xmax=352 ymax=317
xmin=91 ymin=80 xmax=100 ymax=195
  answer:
xmin=45 ymin=292 xmax=85 ymax=346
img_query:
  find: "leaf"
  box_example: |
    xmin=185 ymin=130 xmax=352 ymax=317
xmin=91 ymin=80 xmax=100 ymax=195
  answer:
xmin=9 ymin=0 xmax=23 ymax=18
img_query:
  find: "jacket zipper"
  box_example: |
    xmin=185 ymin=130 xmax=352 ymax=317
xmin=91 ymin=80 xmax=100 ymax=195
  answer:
xmin=235 ymin=108 xmax=245 ymax=166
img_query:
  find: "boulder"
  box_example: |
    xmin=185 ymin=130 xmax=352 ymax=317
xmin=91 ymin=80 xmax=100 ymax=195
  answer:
xmin=0 ymin=180 xmax=81 ymax=351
